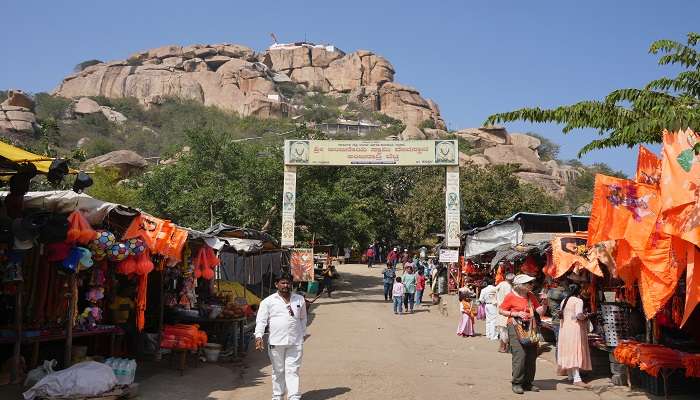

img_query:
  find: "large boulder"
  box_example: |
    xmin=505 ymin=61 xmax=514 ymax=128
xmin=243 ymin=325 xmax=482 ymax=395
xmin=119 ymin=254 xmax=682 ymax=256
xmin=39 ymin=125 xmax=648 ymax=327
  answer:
xmin=400 ymin=125 xmax=426 ymax=140
xmin=74 ymin=97 xmax=102 ymax=114
xmin=99 ymin=106 xmax=127 ymax=124
xmin=483 ymin=144 xmax=547 ymax=173
xmin=2 ymin=89 xmax=35 ymax=110
xmin=378 ymin=82 xmax=444 ymax=129
xmin=509 ymin=133 xmax=541 ymax=150
xmin=311 ymin=46 xmax=344 ymax=67
xmin=290 ymin=67 xmax=330 ymax=91
xmin=423 ymin=128 xmax=448 ymax=139
xmin=544 ymin=160 xmax=583 ymax=184
xmin=266 ymin=45 xmax=311 ymax=71
xmin=455 ymin=127 xmax=509 ymax=147
xmin=82 ymin=150 xmax=148 ymax=177
xmin=0 ymin=95 xmax=38 ymax=136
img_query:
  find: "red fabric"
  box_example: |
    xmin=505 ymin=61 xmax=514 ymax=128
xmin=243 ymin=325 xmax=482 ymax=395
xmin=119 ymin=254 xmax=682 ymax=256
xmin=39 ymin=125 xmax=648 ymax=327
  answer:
xmin=366 ymin=248 xmax=374 ymax=257
xmin=136 ymin=274 xmax=148 ymax=331
xmin=46 ymin=242 xmax=71 ymax=262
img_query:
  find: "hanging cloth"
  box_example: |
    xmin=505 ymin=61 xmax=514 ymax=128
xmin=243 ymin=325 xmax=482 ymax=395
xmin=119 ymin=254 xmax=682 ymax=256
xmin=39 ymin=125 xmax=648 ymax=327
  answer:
xmin=635 ymin=145 xmax=662 ymax=185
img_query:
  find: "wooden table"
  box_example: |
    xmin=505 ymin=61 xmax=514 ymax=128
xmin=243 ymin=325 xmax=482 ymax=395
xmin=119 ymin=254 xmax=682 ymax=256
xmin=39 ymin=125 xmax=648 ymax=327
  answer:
xmin=0 ymin=326 xmax=125 ymax=368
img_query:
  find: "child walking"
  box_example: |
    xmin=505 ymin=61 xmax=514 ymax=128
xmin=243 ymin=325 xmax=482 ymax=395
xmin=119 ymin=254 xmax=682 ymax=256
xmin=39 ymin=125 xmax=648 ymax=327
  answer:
xmin=392 ymin=277 xmax=405 ymax=315
xmin=457 ymin=291 xmax=476 ymax=336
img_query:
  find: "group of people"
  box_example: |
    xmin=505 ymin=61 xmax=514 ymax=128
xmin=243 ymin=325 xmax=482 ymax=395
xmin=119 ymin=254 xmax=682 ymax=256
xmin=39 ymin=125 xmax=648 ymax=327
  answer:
xmin=381 ymin=248 xmax=435 ymax=314
xmin=460 ymin=270 xmax=592 ymax=394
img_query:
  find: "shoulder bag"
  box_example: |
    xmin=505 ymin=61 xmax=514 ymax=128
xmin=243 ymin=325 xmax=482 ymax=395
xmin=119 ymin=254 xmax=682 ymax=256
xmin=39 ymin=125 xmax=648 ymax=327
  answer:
xmin=514 ymin=296 xmax=540 ymax=346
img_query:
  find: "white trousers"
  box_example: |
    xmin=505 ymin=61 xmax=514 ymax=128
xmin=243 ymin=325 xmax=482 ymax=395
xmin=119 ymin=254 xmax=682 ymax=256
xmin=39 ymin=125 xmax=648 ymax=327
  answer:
xmin=484 ymin=304 xmax=499 ymax=340
xmin=268 ymin=344 xmax=303 ymax=400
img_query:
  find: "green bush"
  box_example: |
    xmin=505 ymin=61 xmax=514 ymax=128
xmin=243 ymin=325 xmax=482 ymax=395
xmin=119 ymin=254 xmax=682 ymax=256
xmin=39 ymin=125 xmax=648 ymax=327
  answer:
xmin=35 ymin=93 xmax=72 ymax=120
xmin=74 ymin=59 xmax=103 ymax=72
xmin=419 ymin=119 xmax=436 ymax=130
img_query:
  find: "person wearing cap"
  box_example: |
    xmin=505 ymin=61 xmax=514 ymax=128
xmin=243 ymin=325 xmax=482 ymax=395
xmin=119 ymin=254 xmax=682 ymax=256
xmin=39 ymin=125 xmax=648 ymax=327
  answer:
xmin=495 ymin=272 xmax=515 ymax=353
xmin=255 ymin=273 xmax=308 ymax=400
xmin=387 ymin=247 xmax=398 ymax=268
xmin=499 ymin=274 xmax=547 ymax=394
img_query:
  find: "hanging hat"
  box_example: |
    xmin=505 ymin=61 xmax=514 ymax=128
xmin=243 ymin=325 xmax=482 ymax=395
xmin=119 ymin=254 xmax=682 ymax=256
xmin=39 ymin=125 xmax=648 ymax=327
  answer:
xmin=47 ymin=159 xmax=69 ymax=185
xmin=72 ymin=171 xmax=93 ymax=193
xmin=62 ymin=247 xmax=83 ymax=272
xmin=513 ymin=274 xmax=535 ymax=285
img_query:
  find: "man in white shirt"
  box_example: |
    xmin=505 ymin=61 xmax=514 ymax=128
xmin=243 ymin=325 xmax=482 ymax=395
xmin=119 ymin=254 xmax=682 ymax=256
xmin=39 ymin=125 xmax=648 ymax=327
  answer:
xmin=255 ymin=273 xmax=308 ymax=400
xmin=495 ymin=272 xmax=514 ymax=353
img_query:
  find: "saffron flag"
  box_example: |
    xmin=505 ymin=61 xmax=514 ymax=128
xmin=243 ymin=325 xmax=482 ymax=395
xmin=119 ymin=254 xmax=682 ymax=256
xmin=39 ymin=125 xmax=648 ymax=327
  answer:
xmin=682 ymin=244 xmax=699 ymax=328
xmin=636 ymin=145 xmax=662 ymax=185
xmin=587 ymin=174 xmax=660 ymax=251
xmin=658 ymin=129 xmax=700 ymax=247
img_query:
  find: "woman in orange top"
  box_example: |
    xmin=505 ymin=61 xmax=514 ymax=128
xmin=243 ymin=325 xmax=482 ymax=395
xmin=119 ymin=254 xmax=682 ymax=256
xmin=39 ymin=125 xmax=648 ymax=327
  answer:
xmin=499 ymin=274 xmax=547 ymax=395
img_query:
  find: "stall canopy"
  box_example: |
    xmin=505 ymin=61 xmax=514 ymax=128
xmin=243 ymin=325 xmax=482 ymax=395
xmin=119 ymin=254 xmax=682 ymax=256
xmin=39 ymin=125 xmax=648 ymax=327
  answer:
xmin=0 ymin=141 xmax=77 ymax=177
xmin=205 ymin=222 xmax=280 ymax=252
xmin=464 ymin=212 xmax=590 ymax=258
xmin=0 ymin=190 xmax=119 ymax=225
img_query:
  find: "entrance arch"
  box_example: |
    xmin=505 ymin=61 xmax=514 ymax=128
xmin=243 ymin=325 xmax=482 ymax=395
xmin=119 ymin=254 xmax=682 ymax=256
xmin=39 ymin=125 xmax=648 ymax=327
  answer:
xmin=281 ymin=139 xmax=461 ymax=249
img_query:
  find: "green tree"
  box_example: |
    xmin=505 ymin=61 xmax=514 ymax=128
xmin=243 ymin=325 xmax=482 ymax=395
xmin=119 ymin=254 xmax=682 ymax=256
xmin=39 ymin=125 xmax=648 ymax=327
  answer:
xmin=564 ymin=163 xmax=626 ymax=212
xmin=87 ymin=167 xmax=141 ymax=206
xmin=486 ymin=32 xmax=700 ymax=156
xmin=526 ymin=132 xmax=560 ymax=161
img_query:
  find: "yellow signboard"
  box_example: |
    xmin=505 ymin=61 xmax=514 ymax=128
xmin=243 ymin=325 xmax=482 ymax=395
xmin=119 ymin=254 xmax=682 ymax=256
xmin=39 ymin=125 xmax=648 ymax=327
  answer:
xmin=284 ymin=140 xmax=459 ymax=166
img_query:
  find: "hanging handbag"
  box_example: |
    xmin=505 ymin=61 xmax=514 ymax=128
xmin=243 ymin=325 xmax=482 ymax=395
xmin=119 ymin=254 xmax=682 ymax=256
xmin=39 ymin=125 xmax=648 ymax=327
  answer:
xmin=514 ymin=296 xmax=540 ymax=346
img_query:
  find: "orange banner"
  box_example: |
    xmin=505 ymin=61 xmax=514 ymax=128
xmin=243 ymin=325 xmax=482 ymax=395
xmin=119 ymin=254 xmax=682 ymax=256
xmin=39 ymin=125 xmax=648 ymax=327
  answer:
xmin=587 ymin=175 xmax=660 ymax=251
xmin=635 ymin=145 xmax=661 ymax=185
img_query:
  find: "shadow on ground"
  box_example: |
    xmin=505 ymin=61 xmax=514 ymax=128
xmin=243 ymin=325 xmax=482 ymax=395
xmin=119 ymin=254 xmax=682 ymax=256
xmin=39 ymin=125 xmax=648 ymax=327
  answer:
xmin=303 ymin=386 xmax=351 ymax=399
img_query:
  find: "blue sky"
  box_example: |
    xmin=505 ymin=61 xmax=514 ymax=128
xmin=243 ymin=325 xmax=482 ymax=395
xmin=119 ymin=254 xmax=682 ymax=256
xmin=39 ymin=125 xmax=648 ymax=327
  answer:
xmin=3 ymin=1 xmax=697 ymax=175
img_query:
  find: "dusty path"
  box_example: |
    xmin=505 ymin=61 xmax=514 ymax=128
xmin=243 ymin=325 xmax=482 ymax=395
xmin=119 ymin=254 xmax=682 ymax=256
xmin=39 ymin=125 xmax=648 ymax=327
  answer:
xmin=135 ymin=263 xmax=667 ymax=400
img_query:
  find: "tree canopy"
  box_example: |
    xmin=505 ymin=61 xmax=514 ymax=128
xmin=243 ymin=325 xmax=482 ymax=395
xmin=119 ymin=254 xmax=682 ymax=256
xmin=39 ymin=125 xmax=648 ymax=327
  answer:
xmin=485 ymin=32 xmax=700 ymax=156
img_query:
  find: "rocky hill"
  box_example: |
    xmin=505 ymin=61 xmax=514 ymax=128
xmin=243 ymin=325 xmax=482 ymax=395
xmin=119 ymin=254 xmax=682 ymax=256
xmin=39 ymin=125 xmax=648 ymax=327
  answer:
xmin=53 ymin=42 xmax=445 ymax=130
xmin=1 ymin=41 xmax=598 ymax=201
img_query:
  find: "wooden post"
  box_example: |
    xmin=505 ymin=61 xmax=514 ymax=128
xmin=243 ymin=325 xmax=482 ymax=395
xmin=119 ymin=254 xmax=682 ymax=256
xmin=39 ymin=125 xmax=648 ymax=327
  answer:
xmin=11 ymin=281 xmax=23 ymax=384
xmin=64 ymin=274 xmax=77 ymax=368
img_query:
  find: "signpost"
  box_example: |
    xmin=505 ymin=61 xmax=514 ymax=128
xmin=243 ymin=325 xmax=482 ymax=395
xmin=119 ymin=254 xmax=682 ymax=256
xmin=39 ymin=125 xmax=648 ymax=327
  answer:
xmin=439 ymin=249 xmax=460 ymax=263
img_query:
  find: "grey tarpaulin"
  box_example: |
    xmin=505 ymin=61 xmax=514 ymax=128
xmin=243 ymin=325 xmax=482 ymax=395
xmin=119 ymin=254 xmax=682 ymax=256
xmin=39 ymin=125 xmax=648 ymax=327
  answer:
xmin=464 ymin=221 xmax=522 ymax=258
xmin=0 ymin=190 xmax=119 ymax=225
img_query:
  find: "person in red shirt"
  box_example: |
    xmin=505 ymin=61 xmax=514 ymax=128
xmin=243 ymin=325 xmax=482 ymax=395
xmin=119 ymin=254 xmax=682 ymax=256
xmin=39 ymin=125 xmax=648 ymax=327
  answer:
xmin=415 ymin=270 xmax=426 ymax=305
xmin=499 ymin=274 xmax=547 ymax=395
xmin=366 ymin=246 xmax=375 ymax=268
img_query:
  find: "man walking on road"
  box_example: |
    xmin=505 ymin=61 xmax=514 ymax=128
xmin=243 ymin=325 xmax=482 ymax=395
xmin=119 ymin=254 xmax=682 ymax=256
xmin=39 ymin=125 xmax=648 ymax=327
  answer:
xmin=255 ymin=273 xmax=308 ymax=400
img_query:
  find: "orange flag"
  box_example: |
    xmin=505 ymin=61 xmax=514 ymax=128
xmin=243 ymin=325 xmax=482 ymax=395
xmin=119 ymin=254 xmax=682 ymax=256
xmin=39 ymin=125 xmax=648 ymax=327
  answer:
xmin=587 ymin=174 xmax=660 ymax=251
xmin=658 ymin=129 xmax=700 ymax=247
xmin=682 ymin=244 xmax=700 ymax=327
xmin=636 ymin=145 xmax=661 ymax=185
xmin=636 ymin=233 xmax=687 ymax=319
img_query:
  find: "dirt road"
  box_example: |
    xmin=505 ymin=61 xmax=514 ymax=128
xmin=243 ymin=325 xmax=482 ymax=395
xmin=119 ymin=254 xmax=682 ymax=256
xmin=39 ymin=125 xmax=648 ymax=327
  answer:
xmin=135 ymin=264 xmax=668 ymax=400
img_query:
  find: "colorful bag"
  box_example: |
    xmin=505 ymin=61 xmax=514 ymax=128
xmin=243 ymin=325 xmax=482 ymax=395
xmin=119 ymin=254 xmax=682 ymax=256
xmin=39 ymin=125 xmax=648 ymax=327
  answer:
xmin=514 ymin=299 xmax=540 ymax=346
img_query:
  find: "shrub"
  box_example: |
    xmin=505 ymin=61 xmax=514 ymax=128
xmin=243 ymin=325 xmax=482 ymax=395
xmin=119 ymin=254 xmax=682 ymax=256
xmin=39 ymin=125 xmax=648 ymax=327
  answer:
xmin=74 ymin=59 xmax=103 ymax=72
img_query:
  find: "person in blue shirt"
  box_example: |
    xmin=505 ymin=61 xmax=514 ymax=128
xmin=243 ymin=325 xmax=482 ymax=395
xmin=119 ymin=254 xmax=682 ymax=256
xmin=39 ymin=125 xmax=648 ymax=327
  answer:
xmin=382 ymin=263 xmax=396 ymax=301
